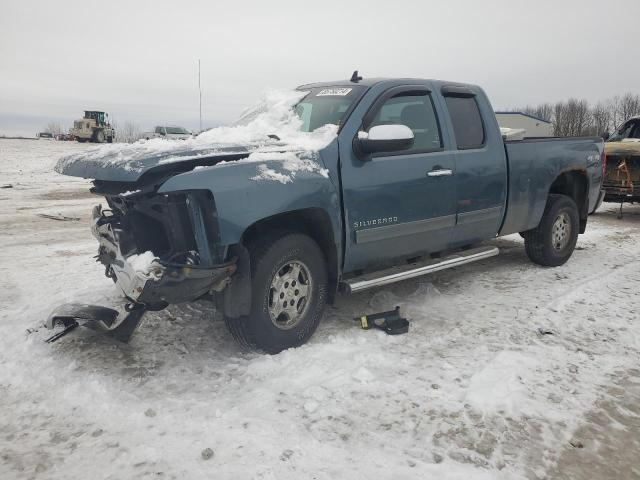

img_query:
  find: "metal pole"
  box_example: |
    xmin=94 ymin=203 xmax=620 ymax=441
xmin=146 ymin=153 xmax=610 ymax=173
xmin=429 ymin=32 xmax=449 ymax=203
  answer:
xmin=198 ymin=59 xmax=202 ymax=133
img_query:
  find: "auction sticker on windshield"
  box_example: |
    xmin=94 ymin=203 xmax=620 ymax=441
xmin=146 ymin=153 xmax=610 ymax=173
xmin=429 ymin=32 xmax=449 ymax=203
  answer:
xmin=316 ymin=88 xmax=352 ymax=96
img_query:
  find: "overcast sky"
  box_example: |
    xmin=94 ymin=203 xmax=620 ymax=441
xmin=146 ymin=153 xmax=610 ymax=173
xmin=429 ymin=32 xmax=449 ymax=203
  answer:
xmin=1 ymin=0 xmax=639 ymax=136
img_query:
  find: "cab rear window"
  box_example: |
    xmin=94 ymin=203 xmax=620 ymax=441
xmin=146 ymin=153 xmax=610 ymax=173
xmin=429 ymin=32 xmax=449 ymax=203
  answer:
xmin=444 ymin=96 xmax=485 ymax=149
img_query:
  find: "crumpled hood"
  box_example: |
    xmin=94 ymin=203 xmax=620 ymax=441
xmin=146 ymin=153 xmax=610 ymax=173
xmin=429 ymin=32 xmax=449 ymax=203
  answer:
xmin=55 ymin=88 xmax=339 ymax=183
xmin=55 ymin=140 xmax=254 ymax=182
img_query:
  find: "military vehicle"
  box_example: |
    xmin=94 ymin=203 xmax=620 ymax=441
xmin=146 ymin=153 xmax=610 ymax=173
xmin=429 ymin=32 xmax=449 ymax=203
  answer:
xmin=71 ymin=111 xmax=114 ymax=143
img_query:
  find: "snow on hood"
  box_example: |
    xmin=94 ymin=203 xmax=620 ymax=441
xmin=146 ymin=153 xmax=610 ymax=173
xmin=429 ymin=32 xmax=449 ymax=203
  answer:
xmin=55 ymin=89 xmax=337 ymax=182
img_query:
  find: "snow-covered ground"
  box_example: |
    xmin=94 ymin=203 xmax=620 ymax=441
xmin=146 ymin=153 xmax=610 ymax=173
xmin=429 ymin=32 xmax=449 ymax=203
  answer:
xmin=1 ymin=138 xmax=639 ymax=479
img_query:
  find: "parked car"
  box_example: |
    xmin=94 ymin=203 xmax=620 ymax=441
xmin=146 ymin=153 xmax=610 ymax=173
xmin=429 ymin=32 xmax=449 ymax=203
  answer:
xmin=54 ymin=76 xmax=604 ymax=353
xmin=142 ymin=126 xmax=192 ymax=140
xmin=602 ymin=117 xmax=640 ymax=203
xmin=55 ymin=133 xmax=74 ymax=141
xmin=37 ymin=132 xmax=54 ymax=139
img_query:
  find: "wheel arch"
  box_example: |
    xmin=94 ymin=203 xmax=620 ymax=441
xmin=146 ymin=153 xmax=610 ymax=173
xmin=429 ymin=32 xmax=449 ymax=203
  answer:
xmin=548 ymin=169 xmax=589 ymax=233
xmin=240 ymin=208 xmax=339 ymax=303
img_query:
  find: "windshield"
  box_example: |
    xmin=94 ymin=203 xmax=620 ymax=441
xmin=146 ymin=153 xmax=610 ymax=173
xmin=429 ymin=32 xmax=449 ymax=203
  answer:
xmin=609 ymin=119 xmax=640 ymax=142
xmin=165 ymin=127 xmax=189 ymax=134
xmin=295 ymin=87 xmax=361 ymax=132
xmin=231 ymin=86 xmax=364 ymax=133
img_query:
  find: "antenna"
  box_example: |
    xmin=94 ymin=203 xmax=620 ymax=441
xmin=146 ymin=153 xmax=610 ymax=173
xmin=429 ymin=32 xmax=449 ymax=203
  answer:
xmin=350 ymin=70 xmax=362 ymax=83
xmin=198 ymin=59 xmax=202 ymax=133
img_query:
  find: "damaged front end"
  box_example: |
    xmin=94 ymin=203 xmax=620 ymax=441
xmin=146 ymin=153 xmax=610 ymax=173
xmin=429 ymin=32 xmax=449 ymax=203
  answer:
xmin=91 ymin=185 xmax=237 ymax=309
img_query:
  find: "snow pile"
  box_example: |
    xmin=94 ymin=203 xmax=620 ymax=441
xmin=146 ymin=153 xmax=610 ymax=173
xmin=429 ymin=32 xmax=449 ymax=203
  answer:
xmin=55 ymin=89 xmax=337 ymax=178
xmin=249 ymin=151 xmax=330 ymax=184
xmin=500 ymin=127 xmax=526 ymax=141
xmin=465 ymin=350 xmax=540 ymax=418
xmin=127 ymin=250 xmax=160 ymax=275
xmin=252 ymin=164 xmax=293 ymax=184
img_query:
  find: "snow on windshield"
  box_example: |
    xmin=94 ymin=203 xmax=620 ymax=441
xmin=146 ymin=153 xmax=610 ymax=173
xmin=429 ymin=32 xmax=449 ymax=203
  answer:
xmin=55 ymin=89 xmax=338 ymax=179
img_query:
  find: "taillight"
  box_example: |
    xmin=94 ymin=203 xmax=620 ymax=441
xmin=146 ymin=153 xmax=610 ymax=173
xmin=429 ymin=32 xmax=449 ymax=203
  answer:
xmin=601 ymin=150 xmax=607 ymax=183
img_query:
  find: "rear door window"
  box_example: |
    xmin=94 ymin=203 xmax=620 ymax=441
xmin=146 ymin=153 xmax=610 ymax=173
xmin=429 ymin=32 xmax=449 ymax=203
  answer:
xmin=444 ymin=96 xmax=485 ymax=149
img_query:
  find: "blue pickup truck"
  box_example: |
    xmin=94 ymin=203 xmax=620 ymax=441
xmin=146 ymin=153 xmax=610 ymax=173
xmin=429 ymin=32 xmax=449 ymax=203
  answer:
xmin=54 ymin=76 xmax=604 ymax=352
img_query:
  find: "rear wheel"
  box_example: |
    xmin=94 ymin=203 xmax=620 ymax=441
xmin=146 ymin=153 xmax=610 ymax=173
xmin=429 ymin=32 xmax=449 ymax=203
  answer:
xmin=224 ymin=232 xmax=328 ymax=354
xmin=93 ymin=130 xmax=105 ymax=143
xmin=523 ymin=194 xmax=579 ymax=267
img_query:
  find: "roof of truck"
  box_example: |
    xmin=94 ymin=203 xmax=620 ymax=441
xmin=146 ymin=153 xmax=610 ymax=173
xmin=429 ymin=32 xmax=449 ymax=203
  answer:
xmin=298 ymin=77 xmax=387 ymax=88
xmin=297 ymin=77 xmax=480 ymax=92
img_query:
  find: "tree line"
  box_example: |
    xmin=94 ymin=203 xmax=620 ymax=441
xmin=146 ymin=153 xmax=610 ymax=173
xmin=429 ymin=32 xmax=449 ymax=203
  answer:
xmin=514 ymin=92 xmax=640 ymax=137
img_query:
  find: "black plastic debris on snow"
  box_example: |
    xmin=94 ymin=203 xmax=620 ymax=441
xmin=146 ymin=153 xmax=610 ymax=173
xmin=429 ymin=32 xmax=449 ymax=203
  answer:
xmin=537 ymin=327 xmax=555 ymax=336
xmin=37 ymin=213 xmax=80 ymax=221
xmin=354 ymin=306 xmax=409 ymax=335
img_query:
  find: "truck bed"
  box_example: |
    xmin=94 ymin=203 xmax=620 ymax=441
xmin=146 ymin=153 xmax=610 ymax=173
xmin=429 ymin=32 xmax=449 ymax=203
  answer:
xmin=500 ymin=136 xmax=603 ymax=236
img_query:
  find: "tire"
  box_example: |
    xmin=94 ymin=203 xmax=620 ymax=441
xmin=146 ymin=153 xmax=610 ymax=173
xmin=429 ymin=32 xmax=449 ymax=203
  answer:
xmin=94 ymin=130 xmax=105 ymax=143
xmin=224 ymin=232 xmax=328 ymax=354
xmin=107 ymin=136 xmax=113 ymax=144
xmin=523 ymin=194 xmax=579 ymax=267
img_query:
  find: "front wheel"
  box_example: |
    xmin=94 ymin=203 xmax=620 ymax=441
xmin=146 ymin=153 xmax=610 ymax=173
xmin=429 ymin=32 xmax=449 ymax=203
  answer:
xmin=93 ymin=130 xmax=105 ymax=143
xmin=224 ymin=232 xmax=328 ymax=354
xmin=523 ymin=194 xmax=579 ymax=267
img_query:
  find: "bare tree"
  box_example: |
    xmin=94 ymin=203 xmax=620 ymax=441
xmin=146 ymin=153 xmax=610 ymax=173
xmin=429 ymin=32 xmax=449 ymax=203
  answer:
xmin=591 ymin=101 xmax=610 ymax=136
xmin=519 ymin=103 xmax=553 ymax=122
xmin=551 ymin=99 xmax=592 ymax=137
xmin=113 ymin=121 xmax=142 ymax=143
xmin=44 ymin=122 xmax=63 ymax=136
xmin=619 ymin=93 xmax=640 ymax=124
xmin=607 ymin=95 xmax=622 ymax=131
xmin=552 ymin=102 xmax=568 ymax=136
xmin=510 ymin=91 xmax=640 ymax=137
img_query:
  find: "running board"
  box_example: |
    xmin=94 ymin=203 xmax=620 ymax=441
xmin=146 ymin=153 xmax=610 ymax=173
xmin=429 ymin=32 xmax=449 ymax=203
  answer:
xmin=342 ymin=246 xmax=499 ymax=293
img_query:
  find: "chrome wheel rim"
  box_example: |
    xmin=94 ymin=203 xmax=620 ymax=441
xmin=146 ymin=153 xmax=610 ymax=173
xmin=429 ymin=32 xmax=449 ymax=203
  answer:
xmin=552 ymin=212 xmax=571 ymax=251
xmin=268 ymin=260 xmax=313 ymax=330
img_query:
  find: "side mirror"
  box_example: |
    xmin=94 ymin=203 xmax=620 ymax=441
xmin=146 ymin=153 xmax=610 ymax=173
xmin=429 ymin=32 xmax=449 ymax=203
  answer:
xmin=356 ymin=125 xmax=414 ymax=155
xmin=602 ymin=131 xmax=610 ymax=141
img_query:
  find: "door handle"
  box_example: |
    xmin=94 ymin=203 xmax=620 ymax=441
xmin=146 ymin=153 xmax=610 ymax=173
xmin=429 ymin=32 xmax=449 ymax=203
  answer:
xmin=427 ymin=168 xmax=453 ymax=177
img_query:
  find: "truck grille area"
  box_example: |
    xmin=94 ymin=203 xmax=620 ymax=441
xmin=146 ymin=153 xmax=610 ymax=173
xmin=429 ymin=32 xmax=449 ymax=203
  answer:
xmin=103 ymin=189 xmax=220 ymax=267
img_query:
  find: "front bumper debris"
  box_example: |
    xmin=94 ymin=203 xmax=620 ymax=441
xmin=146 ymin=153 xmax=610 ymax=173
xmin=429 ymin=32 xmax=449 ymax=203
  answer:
xmin=91 ymin=205 xmax=236 ymax=306
xmin=45 ymin=302 xmax=147 ymax=343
